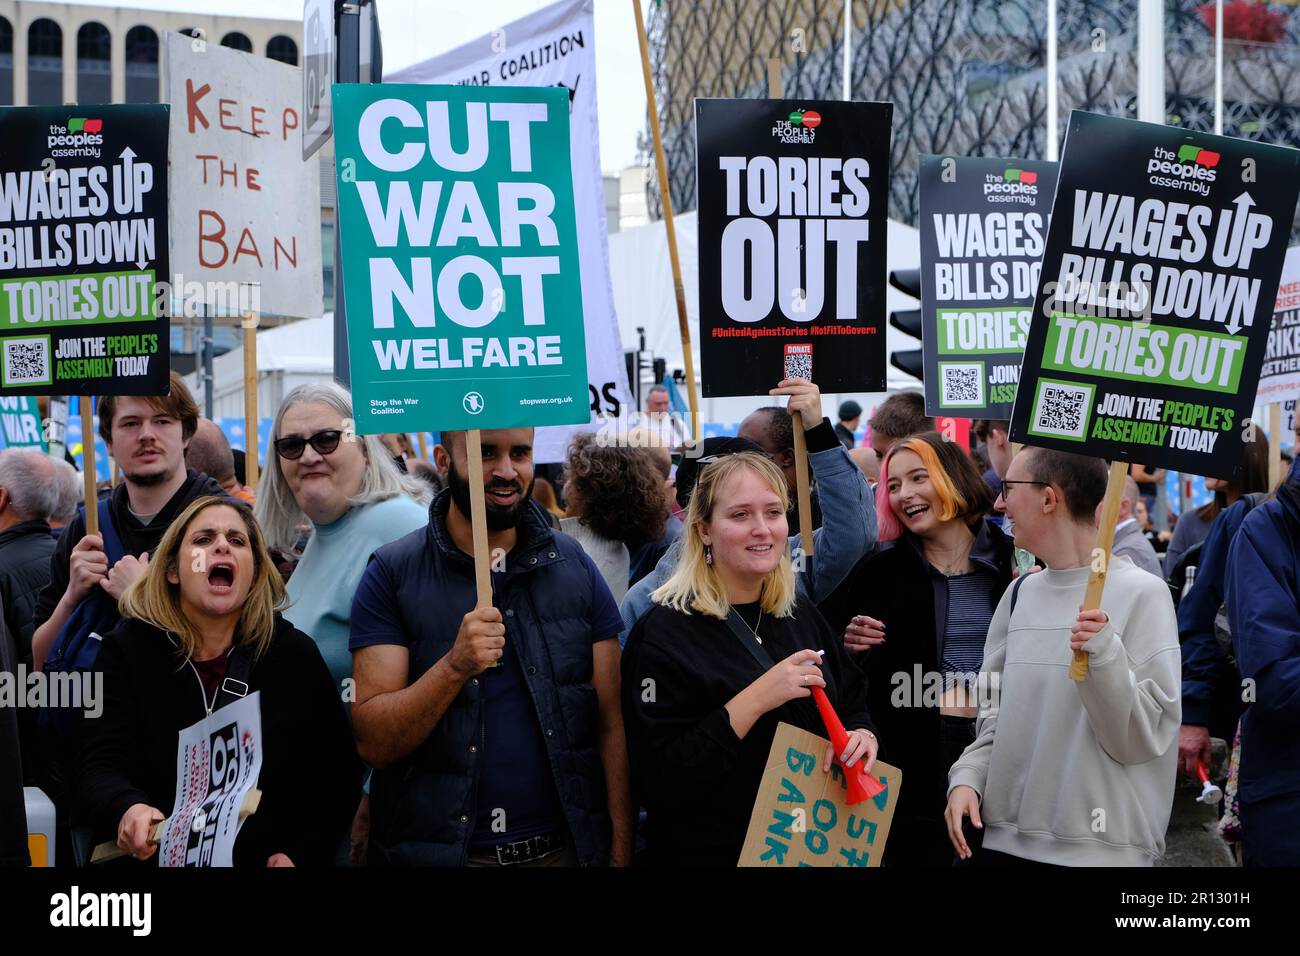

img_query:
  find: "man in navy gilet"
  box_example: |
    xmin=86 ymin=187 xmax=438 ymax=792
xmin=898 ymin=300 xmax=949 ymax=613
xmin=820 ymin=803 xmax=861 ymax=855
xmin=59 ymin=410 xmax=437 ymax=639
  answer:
xmin=350 ymin=427 xmax=632 ymax=866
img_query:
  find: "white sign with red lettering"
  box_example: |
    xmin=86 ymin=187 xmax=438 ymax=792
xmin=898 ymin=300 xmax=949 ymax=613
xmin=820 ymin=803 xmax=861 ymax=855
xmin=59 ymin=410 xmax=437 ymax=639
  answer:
xmin=164 ymin=32 xmax=323 ymax=319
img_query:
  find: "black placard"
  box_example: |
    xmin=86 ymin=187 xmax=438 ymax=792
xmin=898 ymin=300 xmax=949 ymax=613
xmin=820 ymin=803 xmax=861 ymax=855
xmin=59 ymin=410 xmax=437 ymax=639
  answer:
xmin=919 ymin=155 xmax=1058 ymax=419
xmin=0 ymin=104 xmax=170 ymax=397
xmin=695 ymin=98 xmax=891 ymax=397
xmin=1009 ymin=111 xmax=1300 ymax=480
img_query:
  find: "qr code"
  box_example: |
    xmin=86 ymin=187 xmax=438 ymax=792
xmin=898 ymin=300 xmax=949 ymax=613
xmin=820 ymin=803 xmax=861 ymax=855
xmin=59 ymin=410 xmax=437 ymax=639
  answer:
xmin=940 ymin=363 xmax=983 ymax=407
xmin=1033 ymin=382 xmax=1091 ymax=439
xmin=3 ymin=336 xmax=50 ymax=387
xmin=784 ymin=350 xmax=813 ymax=381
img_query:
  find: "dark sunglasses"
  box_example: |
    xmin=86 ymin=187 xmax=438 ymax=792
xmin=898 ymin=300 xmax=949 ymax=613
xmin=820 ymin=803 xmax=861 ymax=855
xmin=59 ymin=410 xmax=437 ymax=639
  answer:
xmin=274 ymin=429 xmax=344 ymax=461
xmin=999 ymin=479 xmax=1048 ymax=500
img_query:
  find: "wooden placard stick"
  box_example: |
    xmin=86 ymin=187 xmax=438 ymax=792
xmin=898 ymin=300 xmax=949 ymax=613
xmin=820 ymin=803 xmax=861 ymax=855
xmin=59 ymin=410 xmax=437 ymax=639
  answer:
xmin=81 ymin=397 xmax=98 ymax=536
xmin=417 ymin=431 xmax=428 ymax=460
xmin=464 ymin=428 xmax=494 ymax=604
xmin=1069 ymin=459 xmax=1129 ymax=681
xmin=242 ymin=309 xmax=260 ymax=491
xmin=634 ymin=0 xmax=701 ymax=445
xmin=90 ymin=789 xmax=262 ymax=864
xmin=1269 ymin=402 xmax=1282 ymax=489
xmin=766 ymin=58 xmax=815 ymax=555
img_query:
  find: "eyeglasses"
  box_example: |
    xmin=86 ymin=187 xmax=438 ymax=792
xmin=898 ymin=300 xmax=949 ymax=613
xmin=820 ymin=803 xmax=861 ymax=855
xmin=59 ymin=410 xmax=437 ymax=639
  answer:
xmin=274 ymin=429 xmax=344 ymax=461
xmin=999 ymin=479 xmax=1049 ymax=500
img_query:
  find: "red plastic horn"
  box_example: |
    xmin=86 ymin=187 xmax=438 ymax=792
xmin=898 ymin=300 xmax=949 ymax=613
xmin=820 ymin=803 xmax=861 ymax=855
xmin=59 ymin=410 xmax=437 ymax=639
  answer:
xmin=811 ymin=686 xmax=885 ymax=805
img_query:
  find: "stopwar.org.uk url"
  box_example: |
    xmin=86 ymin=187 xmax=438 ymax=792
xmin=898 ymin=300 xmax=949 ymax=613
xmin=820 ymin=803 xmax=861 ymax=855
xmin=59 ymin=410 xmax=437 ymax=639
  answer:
xmin=519 ymin=396 xmax=574 ymax=407
xmin=1114 ymin=916 xmax=1250 ymax=929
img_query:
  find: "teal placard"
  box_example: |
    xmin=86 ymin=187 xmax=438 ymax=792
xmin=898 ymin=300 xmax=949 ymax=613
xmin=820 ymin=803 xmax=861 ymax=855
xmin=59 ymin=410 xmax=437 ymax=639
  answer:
xmin=0 ymin=396 xmax=45 ymax=449
xmin=332 ymin=84 xmax=589 ymax=434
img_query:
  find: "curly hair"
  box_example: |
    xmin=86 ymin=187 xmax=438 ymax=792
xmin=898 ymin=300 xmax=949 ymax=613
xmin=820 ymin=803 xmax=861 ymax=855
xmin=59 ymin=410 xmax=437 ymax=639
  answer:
xmin=565 ymin=433 xmax=668 ymax=548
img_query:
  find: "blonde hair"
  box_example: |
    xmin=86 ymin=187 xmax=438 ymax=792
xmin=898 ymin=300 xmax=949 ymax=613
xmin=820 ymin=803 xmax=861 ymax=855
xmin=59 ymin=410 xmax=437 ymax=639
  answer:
xmin=119 ymin=496 xmax=286 ymax=662
xmin=651 ymin=452 xmax=796 ymax=619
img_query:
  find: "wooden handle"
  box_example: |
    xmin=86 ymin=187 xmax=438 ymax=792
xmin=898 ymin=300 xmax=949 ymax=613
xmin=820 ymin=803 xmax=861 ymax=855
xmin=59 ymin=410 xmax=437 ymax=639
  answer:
xmin=91 ymin=789 xmax=262 ymax=864
xmin=243 ymin=315 xmax=259 ymax=491
xmin=417 ymin=431 xmax=428 ymax=460
xmin=791 ymin=413 xmax=815 ymax=557
xmin=1070 ymin=460 xmax=1129 ymax=681
xmin=634 ymin=0 xmax=700 ymax=445
xmin=81 ymin=398 xmax=98 ymax=536
xmin=465 ymin=430 xmax=493 ymax=610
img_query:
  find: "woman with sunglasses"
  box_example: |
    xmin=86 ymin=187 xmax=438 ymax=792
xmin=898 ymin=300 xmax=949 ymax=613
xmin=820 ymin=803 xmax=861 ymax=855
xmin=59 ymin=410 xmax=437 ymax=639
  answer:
xmin=820 ymin=431 xmax=1011 ymax=866
xmin=257 ymin=383 xmax=431 ymax=704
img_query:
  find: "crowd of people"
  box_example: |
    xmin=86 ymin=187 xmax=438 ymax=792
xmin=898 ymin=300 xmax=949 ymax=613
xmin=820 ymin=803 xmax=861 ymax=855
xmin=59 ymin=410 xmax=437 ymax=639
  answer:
xmin=0 ymin=374 xmax=1296 ymax=868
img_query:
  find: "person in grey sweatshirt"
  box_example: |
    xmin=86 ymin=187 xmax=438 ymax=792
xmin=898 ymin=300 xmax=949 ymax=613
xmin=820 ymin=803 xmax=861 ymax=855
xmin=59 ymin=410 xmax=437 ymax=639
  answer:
xmin=946 ymin=447 xmax=1181 ymax=866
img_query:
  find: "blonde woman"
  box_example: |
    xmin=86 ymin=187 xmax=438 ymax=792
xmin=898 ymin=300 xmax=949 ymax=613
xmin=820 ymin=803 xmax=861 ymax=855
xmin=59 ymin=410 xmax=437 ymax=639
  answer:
xmin=621 ymin=452 xmax=877 ymax=866
xmin=77 ymin=496 xmax=360 ymax=866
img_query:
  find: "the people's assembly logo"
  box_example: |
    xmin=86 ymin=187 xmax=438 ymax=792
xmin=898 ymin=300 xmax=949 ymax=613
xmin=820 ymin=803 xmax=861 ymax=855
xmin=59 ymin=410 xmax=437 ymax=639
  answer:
xmin=771 ymin=108 xmax=820 ymax=145
xmin=47 ymin=117 xmax=105 ymax=159
xmin=983 ymin=168 xmax=1038 ymax=205
xmin=1146 ymin=142 xmax=1219 ymax=197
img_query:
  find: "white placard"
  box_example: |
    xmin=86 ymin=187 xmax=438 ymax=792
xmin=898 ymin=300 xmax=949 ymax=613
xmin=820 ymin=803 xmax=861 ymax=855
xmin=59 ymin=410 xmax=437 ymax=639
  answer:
xmin=165 ymin=33 xmax=323 ymax=319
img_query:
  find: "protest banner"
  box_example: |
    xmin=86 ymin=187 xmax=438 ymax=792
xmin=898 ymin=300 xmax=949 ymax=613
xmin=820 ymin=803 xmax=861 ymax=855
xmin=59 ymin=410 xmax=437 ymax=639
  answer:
xmin=333 ymin=83 xmax=589 ymax=605
xmin=0 ymin=104 xmax=170 ymax=398
xmin=385 ymin=0 xmax=634 ymax=463
xmin=1256 ymin=246 xmax=1300 ymax=486
xmin=91 ymin=693 xmax=263 ymax=866
xmin=1009 ymin=111 xmax=1300 ymax=678
xmin=695 ymin=97 xmax=891 ymax=398
xmin=0 ymin=397 xmax=44 ymax=450
xmin=737 ymin=722 xmax=901 ymax=868
xmin=164 ymin=32 xmax=323 ymax=320
xmin=160 ymin=691 xmax=262 ymax=868
xmin=918 ymin=155 xmax=1058 ymax=418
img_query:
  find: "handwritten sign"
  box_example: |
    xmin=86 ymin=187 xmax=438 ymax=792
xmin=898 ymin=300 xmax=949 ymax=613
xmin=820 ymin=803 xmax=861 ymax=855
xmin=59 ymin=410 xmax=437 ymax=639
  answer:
xmin=159 ymin=691 xmax=262 ymax=868
xmin=737 ymin=722 xmax=900 ymax=867
xmin=165 ymin=32 xmax=322 ymax=319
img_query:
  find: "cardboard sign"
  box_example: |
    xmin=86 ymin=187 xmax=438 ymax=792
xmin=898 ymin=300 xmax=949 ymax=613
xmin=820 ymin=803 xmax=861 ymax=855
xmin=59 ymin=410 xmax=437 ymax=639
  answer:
xmin=1009 ymin=111 xmax=1300 ymax=479
xmin=333 ymin=84 xmax=590 ymax=434
xmin=1256 ymin=245 xmax=1300 ymax=405
xmin=0 ymin=104 xmax=170 ymax=396
xmin=737 ymin=722 xmax=901 ymax=868
xmin=159 ymin=692 xmax=262 ymax=868
xmin=165 ymin=32 xmax=323 ymax=319
xmin=387 ymin=0 xmax=632 ymax=462
xmin=919 ymin=155 xmax=1058 ymax=417
xmin=695 ymin=98 xmax=891 ymax=397
xmin=0 ymin=396 xmax=44 ymax=449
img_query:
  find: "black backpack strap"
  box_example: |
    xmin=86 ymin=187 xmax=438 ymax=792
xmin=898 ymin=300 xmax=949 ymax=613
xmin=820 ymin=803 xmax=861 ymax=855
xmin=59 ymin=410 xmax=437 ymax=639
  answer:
xmin=213 ymin=642 xmax=256 ymax=712
xmin=1009 ymin=573 xmax=1028 ymax=620
xmin=722 ymin=608 xmax=777 ymax=671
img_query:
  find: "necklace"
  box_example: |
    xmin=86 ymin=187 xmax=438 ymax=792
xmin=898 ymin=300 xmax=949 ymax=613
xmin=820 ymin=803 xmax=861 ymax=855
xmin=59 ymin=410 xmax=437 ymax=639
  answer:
xmin=737 ymin=606 xmax=764 ymax=644
xmin=926 ymin=538 xmax=974 ymax=577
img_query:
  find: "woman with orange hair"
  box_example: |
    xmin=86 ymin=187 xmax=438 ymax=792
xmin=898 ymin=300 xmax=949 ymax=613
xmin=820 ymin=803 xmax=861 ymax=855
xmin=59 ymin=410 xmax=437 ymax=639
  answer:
xmin=819 ymin=431 xmax=1012 ymax=865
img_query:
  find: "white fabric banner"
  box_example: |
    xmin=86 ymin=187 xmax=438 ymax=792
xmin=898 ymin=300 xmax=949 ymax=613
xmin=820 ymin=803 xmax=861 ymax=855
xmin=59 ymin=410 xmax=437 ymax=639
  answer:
xmin=164 ymin=33 xmax=323 ymax=319
xmin=387 ymin=0 xmax=630 ymax=463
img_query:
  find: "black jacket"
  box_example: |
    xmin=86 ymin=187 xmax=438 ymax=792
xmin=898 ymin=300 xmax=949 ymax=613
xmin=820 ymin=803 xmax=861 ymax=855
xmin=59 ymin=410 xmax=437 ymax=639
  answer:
xmin=34 ymin=469 xmax=225 ymax=629
xmin=819 ymin=519 xmax=1012 ymax=849
xmin=0 ymin=519 xmax=57 ymax=667
xmin=0 ymin=615 xmax=29 ymax=866
xmin=622 ymin=593 xmax=875 ymax=867
xmin=77 ymin=614 xmax=361 ymax=867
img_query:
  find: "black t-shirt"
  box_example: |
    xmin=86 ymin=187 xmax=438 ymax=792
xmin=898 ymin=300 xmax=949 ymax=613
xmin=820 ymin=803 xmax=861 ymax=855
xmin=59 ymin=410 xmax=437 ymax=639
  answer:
xmin=622 ymin=593 xmax=873 ymax=867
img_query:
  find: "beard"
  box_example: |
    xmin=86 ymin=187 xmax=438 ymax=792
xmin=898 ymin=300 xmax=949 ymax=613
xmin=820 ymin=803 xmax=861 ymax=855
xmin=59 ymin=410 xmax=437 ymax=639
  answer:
xmin=446 ymin=457 xmax=535 ymax=531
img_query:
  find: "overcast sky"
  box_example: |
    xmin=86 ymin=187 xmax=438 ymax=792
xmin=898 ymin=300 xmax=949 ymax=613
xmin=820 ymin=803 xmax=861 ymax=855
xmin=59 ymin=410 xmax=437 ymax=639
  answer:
xmin=70 ymin=0 xmax=647 ymax=172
